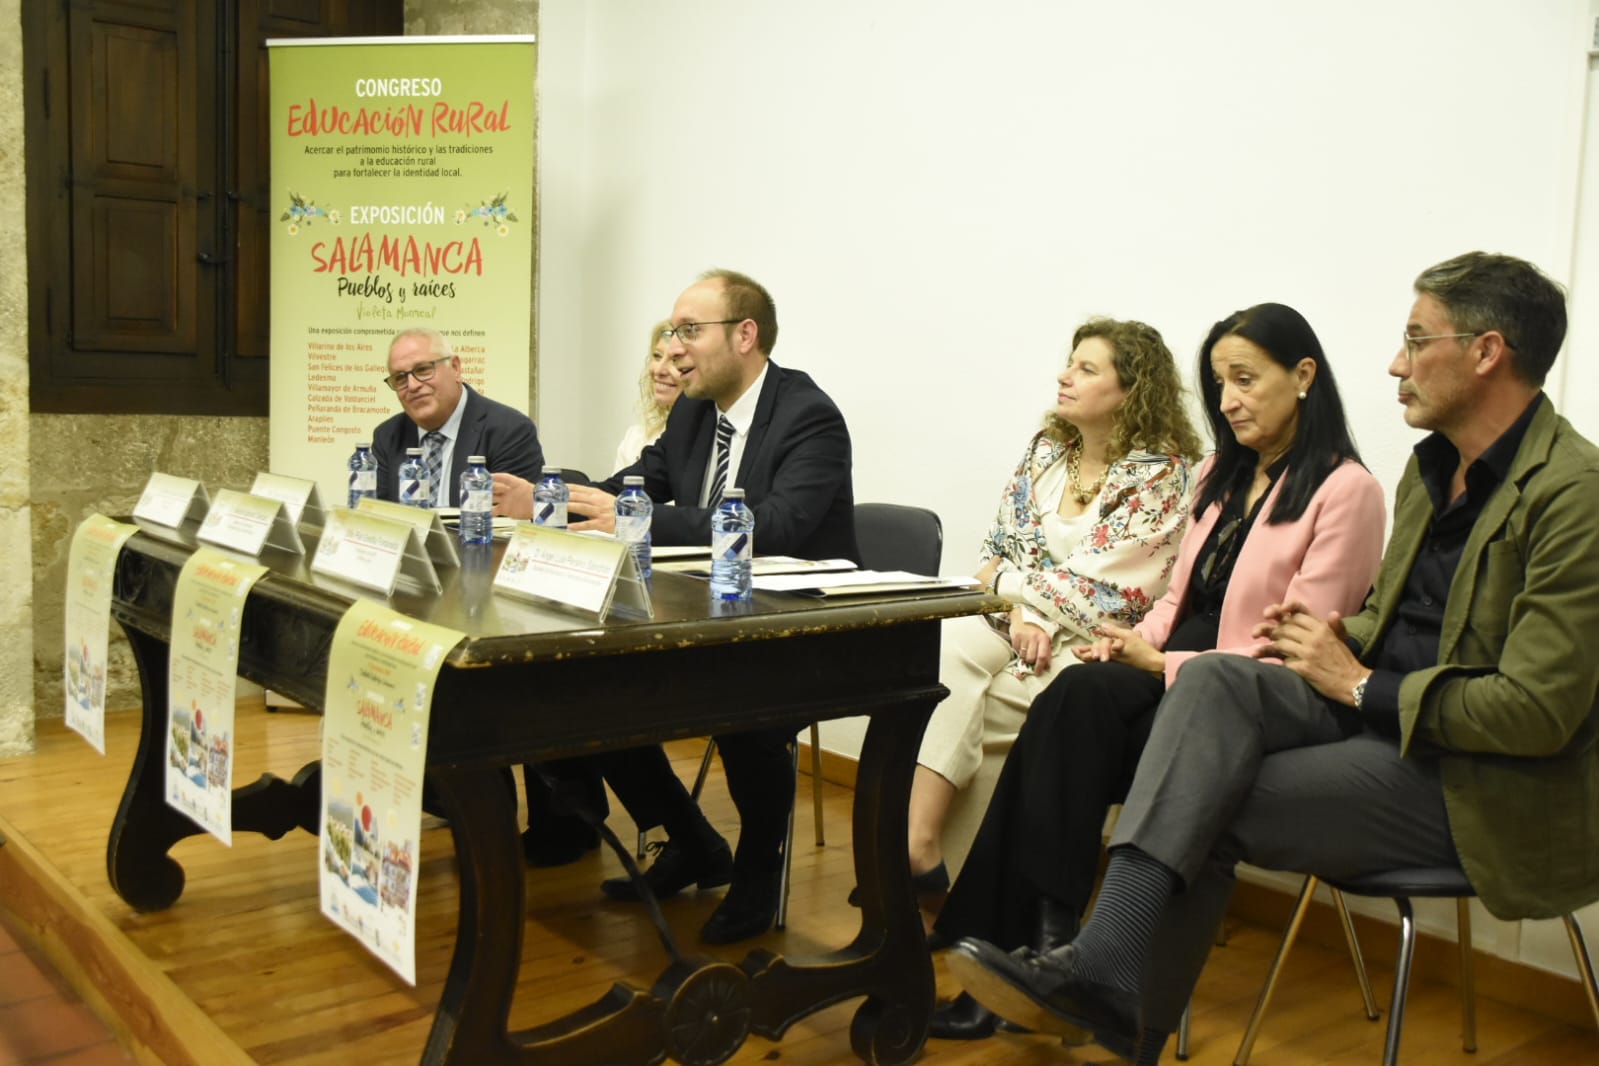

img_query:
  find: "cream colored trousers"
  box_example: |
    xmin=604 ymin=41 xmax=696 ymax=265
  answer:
xmin=916 ymin=613 xmax=1067 ymax=788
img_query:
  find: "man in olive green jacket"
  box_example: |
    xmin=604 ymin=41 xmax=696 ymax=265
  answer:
xmin=946 ymin=252 xmax=1599 ymax=1066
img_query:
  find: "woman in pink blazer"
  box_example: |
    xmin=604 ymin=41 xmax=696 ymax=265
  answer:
xmin=930 ymin=303 xmax=1387 ymax=1041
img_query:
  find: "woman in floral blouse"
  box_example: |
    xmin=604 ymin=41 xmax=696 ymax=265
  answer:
xmin=890 ymin=317 xmax=1202 ymax=905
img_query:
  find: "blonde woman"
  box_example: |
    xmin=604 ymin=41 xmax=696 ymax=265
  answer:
xmin=613 ymin=320 xmax=683 ymax=471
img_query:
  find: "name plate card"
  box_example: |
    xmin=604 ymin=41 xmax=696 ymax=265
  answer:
xmin=62 ymin=514 xmax=140 ymax=753
xmin=133 ymin=472 xmax=210 ymax=530
xmin=495 ymin=526 xmax=652 ymax=619
xmin=313 ymin=508 xmax=439 ymax=596
xmin=165 ymin=547 xmax=270 ymax=845
xmin=197 ymin=488 xmax=305 ymax=557
xmin=356 ymin=497 xmax=461 ymax=570
xmin=320 ymin=599 xmax=465 ymax=985
xmin=249 ymin=472 xmax=329 ymax=530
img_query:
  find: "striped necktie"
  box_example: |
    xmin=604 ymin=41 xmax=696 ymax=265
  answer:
xmin=421 ymin=430 xmax=446 ymax=506
xmin=706 ymin=416 xmax=735 ymax=506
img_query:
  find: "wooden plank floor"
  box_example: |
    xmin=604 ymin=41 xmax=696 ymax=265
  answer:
xmin=1 ymin=705 xmax=1595 ymax=1065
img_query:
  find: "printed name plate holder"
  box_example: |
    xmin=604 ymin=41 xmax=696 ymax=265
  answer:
xmin=356 ymin=497 xmax=462 ymax=571
xmin=132 ymin=472 xmax=210 ymax=539
xmin=249 ymin=471 xmax=330 ymax=532
xmin=493 ymin=525 xmax=653 ymax=621
xmin=312 ymin=508 xmax=441 ymax=597
xmin=197 ymin=488 xmax=306 ymax=557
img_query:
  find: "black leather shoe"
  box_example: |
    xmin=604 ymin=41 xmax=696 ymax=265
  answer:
xmin=600 ymin=838 xmax=733 ymax=902
xmin=699 ymin=871 xmax=781 ymax=944
xmin=929 ymin=992 xmax=997 ymax=1040
xmin=847 ymin=861 xmax=951 ymax=906
xmin=946 ymin=938 xmax=1140 ymax=1054
xmin=521 ymin=822 xmax=600 ymax=868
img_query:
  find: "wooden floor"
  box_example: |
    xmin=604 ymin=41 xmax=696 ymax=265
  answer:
xmin=0 ymin=705 xmax=1595 ymax=1065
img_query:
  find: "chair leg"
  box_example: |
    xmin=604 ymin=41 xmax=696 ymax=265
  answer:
xmin=808 ymin=722 xmax=825 ymax=847
xmin=1562 ymin=914 xmax=1599 ymax=1036
xmin=1456 ymin=898 xmax=1477 ymax=1053
xmin=1381 ymin=897 xmax=1419 ymax=1066
xmin=1176 ymin=1000 xmax=1192 ymax=1060
xmin=636 ymin=828 xmax=648 ymax=859
xmin=689 ymin=737 xmax=718 ymax=799
xmin=775 ymin=742 xmax=800 ymax=930
xmin=1332 ymin=888 xmax=1381 ymax=1021
xmin=1233 ymin=875 xmax=1319 ymax=1066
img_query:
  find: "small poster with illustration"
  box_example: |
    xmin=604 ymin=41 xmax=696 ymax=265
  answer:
xmin=320 ymin=598 xmax=463 ymax=985
xmin=63 ymin=514 xmax=140 ymax=753
xmin=164 ymin=548 xmax=269 ymax=845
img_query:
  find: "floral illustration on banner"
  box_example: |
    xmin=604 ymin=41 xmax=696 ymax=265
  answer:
xmin=457 ymin=192 xmax=518 ymax=235
xmin=280 ymin=191 xmax=338 ymax=235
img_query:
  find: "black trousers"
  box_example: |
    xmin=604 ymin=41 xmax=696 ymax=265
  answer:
xmin=541 ymin=725 xmax=797 ymax=877
xmin=932 ymin=660 xmax=1164 ymax=950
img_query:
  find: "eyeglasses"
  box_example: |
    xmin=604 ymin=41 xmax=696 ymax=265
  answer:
xmin=1401 ymin=332 xmax=1480 ymax=358
xmin=660 ymin=319 xmax=743 ymax=343
xmin=383 ymin=355 xmax=452 ymax=390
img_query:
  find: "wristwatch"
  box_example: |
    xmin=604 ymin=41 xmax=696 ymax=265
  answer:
xmin=1351 ymin=674 xmax=1370 ymax=710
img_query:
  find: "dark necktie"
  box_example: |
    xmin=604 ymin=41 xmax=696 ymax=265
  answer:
xmin=706 ymin=416 xmax=734 ymax=506
xmin=422 ymin=430 xmax=446 ymax=506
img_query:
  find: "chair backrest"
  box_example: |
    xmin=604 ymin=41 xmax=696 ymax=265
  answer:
xmin=557 ymin=468 xmax=590 ymax=487
xmin=854 ymin=503 xmax=943 ymax=576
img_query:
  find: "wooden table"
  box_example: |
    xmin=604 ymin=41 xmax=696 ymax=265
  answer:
xmin=106 ymin=530 xmax=999 ymax=1065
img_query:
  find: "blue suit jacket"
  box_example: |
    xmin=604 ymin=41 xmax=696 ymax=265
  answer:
xmin=599 ymin=361 xmax=859 ymax=563
xmin=372 ymin=384 xmax=544 ymax=506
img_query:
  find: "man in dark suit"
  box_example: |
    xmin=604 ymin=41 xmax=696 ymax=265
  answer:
xmin=495 ymin=269 xmax=858 ymax=943
xmin=373 ymin=328 xmax=544 ymax=506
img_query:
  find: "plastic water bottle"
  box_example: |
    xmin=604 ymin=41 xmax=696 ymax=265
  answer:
xmin=615 ymin=475 xmax=653 ymax=579
xmin=398 ymin=447 xmax=432 ymax=508
xmin=710 ymin=488 xmax=754 ymax=601
xmin=458 ymin=455 xmax=493 ymax=545
xmin=347 ymin=442 xmax=378 ymax=509
xmin=534 ymin=466 xmax=568 ymax=528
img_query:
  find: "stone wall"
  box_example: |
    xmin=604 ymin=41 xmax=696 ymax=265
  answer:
xmin=29 ymin=417 xmax=270 ymax=716
xmin=406 ymin=0 xmax=537 ymax=35
xmin=1 ymin=0 xmax=34 ymax=756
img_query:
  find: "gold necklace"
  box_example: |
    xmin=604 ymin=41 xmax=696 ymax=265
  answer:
xmin=1067 ymin=446 xmax=1108 ymax=505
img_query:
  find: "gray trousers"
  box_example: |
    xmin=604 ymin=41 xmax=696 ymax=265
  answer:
xmin=1105 ymin=655 xmax=1462 ymax=1031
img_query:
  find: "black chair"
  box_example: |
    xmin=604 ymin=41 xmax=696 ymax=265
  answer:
xmin=637 ymin=503 xmax=945 ymax=929
xmin=556 ymin=467 xmax=590 ymax=487
xmin=1233 ymin=869 xmax=1599 ymax=1066
xmin=772 ymin=503 xmax=944 ymax=927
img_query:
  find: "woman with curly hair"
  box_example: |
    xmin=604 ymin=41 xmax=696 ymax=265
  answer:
xmin=883 ymin=318 xmax=1202 ymax=906
xmin=930 ymin=303 xmax=1386 ymax=1048
xmin=612 ymin=319 xmax=683 ymax=471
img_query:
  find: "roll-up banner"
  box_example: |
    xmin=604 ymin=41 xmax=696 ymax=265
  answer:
xmin=268 ymin=36 xmax=537 ymax=506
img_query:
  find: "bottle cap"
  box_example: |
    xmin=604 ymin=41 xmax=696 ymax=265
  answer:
xmin=623 ymin=475 xmax=645 ymax=486
xmin=356 ymin=442 xmax=371 ymax=449
xmin=406 ymin=447 xmax=423 ymax=456
xmin=542 ymin=465 xmax=561 ymax=475
xmin=724 ymin=488 xmax=746 ymax=499
xmin=468 ymin=455 xmax=486 ymax=464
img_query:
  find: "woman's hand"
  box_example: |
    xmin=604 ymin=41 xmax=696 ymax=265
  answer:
xmin=1009 ymin=607 xmax=1053 ymax=673
xmin=1074 ymin=621 xmax=1164 ymax=675
xmin=974 ymin=557 xmax=1002 ymax=593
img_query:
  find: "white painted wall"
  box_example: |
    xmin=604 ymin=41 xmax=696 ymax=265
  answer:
xmin=534 ymin=1 xmax=1599 ymax=976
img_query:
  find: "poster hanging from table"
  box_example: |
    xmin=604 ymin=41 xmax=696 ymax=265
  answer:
xmin=63 ymin=515 xmax=140 ymax=753
xmin=165 ymin=549 xmax=270 ymax=845
xmin=320 ymin=599 xmax=464 ymax=984
xmin=268 ymin=36 xmax=537 ymax=507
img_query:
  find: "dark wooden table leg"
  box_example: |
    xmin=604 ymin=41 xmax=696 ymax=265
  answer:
xmin=107 ymin=626 xmax=326 ymax=912
xmin=739 ymin=691 xmax=939 ymax=1066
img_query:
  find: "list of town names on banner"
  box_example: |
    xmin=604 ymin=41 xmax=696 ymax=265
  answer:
xmin=268 ymin=38 xmax=536 ymax=506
